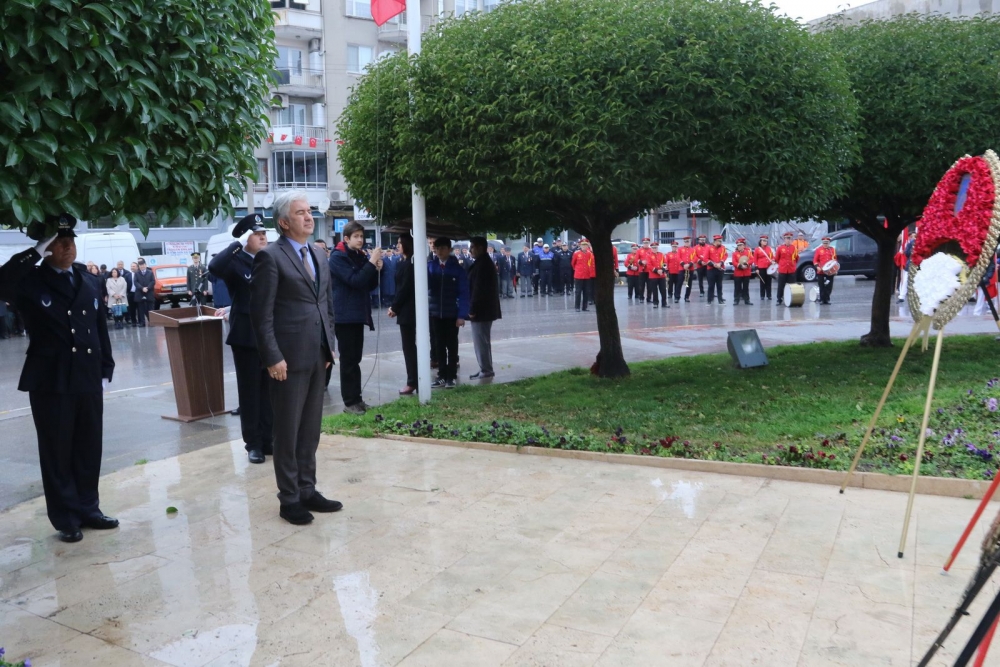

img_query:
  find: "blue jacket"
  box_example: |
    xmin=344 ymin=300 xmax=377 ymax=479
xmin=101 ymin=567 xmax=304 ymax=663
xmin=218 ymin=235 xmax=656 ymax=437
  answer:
xmin=329 ymin=243 xmax=379 ymax=328
xmin=537 ymin=249 xmax=554 ymax=266
xmin=428 ymin=255 xmax=469 ymax=320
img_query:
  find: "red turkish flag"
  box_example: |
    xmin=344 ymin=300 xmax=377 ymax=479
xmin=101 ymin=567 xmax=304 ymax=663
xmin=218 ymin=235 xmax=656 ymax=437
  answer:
xmin=293 ymin=136 xmax=303 ymax=145
xmin=279 ymin=134 xmax=287 ymax=141
xmin=309 ymin=137 xmax=318 ymax=148
xmin=371 ymin=0 xmax=405 ymax=26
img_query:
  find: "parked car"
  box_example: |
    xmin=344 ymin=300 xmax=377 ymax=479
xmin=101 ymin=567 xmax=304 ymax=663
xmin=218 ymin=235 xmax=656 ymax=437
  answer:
xmin=612 ymin=240 xmax=634 ymax=275
xmin=150 ymin=264 xmax=190 ymax=309
xmin=795 ymin=229 xmax=877 ymax=282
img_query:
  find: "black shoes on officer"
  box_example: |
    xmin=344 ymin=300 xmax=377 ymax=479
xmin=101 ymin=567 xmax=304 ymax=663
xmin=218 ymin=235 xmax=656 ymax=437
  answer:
xmin=81 ymin=513 xmax=119 ymax=530
xmin=248 ymin=449 xmax=265 ymax=464
xmin=279 ymin=503 xmax=314 ymax=525
xmin=302 ymin=492 xmax=343 ymax=513
xmin=58 ymin=529 xmax=83 ymax=543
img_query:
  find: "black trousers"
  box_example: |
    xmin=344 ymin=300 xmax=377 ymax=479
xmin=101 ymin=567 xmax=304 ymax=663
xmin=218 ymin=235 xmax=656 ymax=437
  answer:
xmin=669 ymin=273 xmax=683 ymax=301
xmin=733 ymin=276 xmax=751 ymax=303
xmin=758 ymin=269 xmax=772 ymax=299
xmin=706 ymin=269 xmax=724 ymax=302
xmin=135 ymin=299 xmax=150 ymax=325
xmin=29 ymin=391 xmax=103 ymax=532
xmin=399 ymin=323 xmax=417 ymax=388
xmin=635 ymin=272 xmax=647 ymax=301
xmin=552 ymin=269 xmax=563 ymax=294
xmin=627 ymin=275 xmax=637 ymax=298
xmin=432 ymin=317 xmax=459 ymax=380
xmin=818 ymin=274 xmax=835 ymax=303
xmin=539 ymin=267 xmax=553 ymax=294
xmin=647 ymin=276 xmax=666 ymax=305
xmin=696 ymin=267 xmax=707 ymax=294
xmin=126 ymin=294 xmax=136 ymax=324
xmin=232 ymin=345 xmax=273 ymax=452
xmin=270 ymin=353 xmax=326 ymax=506
xmin=335 ymin=323 xmax=365 ymax=407
xmin=683 ymin=271 xmax=695 ymax=299
xmin=777 ymin=273 xmax=795 ymax=303
xmin=575 ymin=278 xmax=592 ymax=310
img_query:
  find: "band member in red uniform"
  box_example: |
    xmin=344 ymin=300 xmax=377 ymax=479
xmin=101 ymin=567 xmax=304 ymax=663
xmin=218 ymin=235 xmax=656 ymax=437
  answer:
xmin=665 ymin=240 xmax=683 ymax=303
xmin=774 ymin=232 xmax=799 ymax=305
xmin=635 ymin=238 xmax=652 ymax=303
xmin=625 ymin=243 xmax=640 ymax=300
xmin=754 ymin=235 xmax=775 ymax=301
xmin=813 ymin=236 xmax=838 ymax=305
xmin=645 ymin=242 xmax=667 ymax=308
xmin=706 ymin=235 xmax=728 ymax=304
xmin=572 ymin=239 xmax=595 ymax=311
xmin=678 ymin=236 xmax=697 ymax=302
xmin=694 ymin=234 xmax=710 ymax=297
xmin=730 ymin=238 xmax=754 ymax=305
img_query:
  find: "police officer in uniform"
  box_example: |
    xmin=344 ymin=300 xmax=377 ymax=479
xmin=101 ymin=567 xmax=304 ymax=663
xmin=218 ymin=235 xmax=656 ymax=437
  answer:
xmin=187 ymin=252 xmax=209 ymax=304
xmin=0 ymin=215 xmax=117 ymax=543
xmin=209 ymin=214 xmax=274 ymax=464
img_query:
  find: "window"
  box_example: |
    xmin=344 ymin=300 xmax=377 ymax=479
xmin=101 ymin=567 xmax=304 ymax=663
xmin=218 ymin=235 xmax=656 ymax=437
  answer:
xmin=855 ymin=234 xmax=877 ymax=253
xmin=455 ymin=0 xmax=473 ymax=14
xmin=832 ymin=237 xmax=852 ymax=255
xmin=255 ymin=158 xmax=269 ymax=190
xmin=274 ymin=103 xmax=307 ymax=133
xmin=347 ymin=45 xmax=374 ymax=73
xmin=275 ymin=46 xmax=303 ymax=76
xmin=346 ymin=0 xmax=370 ymax=17
xmin=272 ymin=151 xmax=328 ymax=188
xmin=484 ymin=0 xmax=499 ymax=11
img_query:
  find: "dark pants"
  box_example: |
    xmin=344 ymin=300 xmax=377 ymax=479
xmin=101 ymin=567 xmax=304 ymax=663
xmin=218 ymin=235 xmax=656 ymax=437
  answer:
xmin=532 ymin=272 xmax=539 ymax=294
xmin=432 ymin=317 xmax=459 ymax=381
xmin=270 ymin=353 xmax=326 ymax=506
xmin=135 ymin=299 xmax=150 ymax=325
xmin=552 ymin=269 xmax=563 ymax=294
xmin=706 ymin=269 xmax=724 ymax=302
xmin=334 ymin=323 xmax=365 ymax=407
xmin=669 ymin=273 xmax=683 ymax=301
xmin=232 ymin=345 xmax=273 ymax=453
xmin=575 ymin=278 xmax=592 ymax=310
xmin=627 ymin=275 xmax=637 ymax=298
xmin=539 ymin=266 xmax=553 ymax=295
xmin=758 ymin=269 xmax=772 ymax=299
xmin=777 ymin=272 xmax=795 ymax=304
xmin=683 ymin=271 xmax=695 ymax=299
xmin=399 ymin=323 xmax=417 ymax=387
xmin=126 ymin=294 xmax=136 ymax=324
xmin=29 ymin=391 xmax=103 ymax=532
xmin=561 ymin=270 xmax=573 ymax=294
xmin=818 ymin=274 xmax=835 ymax=303
xmin=635 ymin=273 xmax=647 ymax=301
xmin=733 ymin=276 xmax=751 ymax=303
xmin=696 ymin=267 xmax=707 ymax=295
xmin=648 ymin=277 xmax=666 ymax=305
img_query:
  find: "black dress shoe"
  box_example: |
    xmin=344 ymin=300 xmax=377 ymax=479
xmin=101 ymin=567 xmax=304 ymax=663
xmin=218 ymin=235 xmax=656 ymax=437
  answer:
xmin=248 ymin=448 xmax=265 ymax=464
xmin=81 ymin=514 xmax=119 ymax=530
xmin=301 ymin=492 xmax=343 ymax=513
xmin=58 ymin=529 xmax=83 ymax=543
xmin=231 ymin=407 xmax=241 ymax=416
xmin=279 ymin=503 xmax=314 ymax=525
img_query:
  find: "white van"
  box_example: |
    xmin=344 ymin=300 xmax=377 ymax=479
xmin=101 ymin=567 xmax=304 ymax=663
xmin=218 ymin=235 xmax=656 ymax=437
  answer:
xmin=74 ymin=232 xmax=141 ymax=271
xmin=205 ymin=224 xmax=280 ymax=265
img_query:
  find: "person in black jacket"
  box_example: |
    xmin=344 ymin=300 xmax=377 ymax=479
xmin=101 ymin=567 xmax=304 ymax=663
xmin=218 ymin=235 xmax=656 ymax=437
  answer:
xmin=388 ymin=233 xmax=417 ymax=395
xmin=209 ymin=214 xmax=274 ymax=464
xmin=132 ymin=259 xmax=155 ymax=325
xmin=516 ymin=245 xmax=535 ymax=297
xmin=0 ymin=215 xmax=117 ymax=543
xmin=429 ymin=237 xmax=469 ymax=388
xmin=467 ymin=237 xmax=501 ymax=379
xmin=329 ymin=221 xmax=381 ymax=414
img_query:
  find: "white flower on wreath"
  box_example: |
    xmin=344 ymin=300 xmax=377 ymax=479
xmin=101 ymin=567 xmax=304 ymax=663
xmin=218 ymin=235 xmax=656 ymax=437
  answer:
xmin=913 ymin=253 xmax=964 ymax=317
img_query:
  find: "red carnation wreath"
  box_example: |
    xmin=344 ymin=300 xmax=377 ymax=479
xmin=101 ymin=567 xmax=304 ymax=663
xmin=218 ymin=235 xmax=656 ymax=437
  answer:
xmin=912 ymin=156 xmax=995 ymax=267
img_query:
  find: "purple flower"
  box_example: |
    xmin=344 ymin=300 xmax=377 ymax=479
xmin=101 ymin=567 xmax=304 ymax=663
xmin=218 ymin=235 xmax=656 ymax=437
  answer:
xmin=967 ymin=443 xmax=979 ymax=453
xmin=926 ymin=428 xmax=935 ymax=437
xmin=937 ymin=408 xmax=945 ymax=414
xmin=890 ymin=435 xmax=902 ymax=442
xmin=24 ymin=659 xmax=30 ymax=667
xmin=969 ymin=389 xmax=975 ymax=395
xmin=988 ymin=398 xmax=998 ymax=412
xmin=988 ymin=469 xmax=996 ymax=480
xmin=0 ymin=648 xmax=5 ymax=657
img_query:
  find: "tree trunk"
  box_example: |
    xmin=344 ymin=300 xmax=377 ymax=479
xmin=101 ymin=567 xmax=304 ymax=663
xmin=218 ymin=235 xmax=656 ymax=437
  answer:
xmin=589 ymin=226 xmax=630 ymax=378
xmin=860 ymin=230 xmax=899 ymax=348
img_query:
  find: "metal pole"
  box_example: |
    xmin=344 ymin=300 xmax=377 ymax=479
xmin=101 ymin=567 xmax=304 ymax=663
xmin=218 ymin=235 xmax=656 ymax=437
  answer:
xmin=408 ymin=0 xmax=431 ymax=403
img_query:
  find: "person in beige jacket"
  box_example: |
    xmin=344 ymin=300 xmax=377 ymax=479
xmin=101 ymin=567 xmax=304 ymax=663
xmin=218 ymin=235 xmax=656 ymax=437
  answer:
xmin=106 ymin=268 xmax=127 ymax=330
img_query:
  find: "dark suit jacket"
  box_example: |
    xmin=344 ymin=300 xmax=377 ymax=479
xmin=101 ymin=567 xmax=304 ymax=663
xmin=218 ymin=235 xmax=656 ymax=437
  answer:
xmin=390 ymin=256 xmax=415 ymax=327
xmin=0 ymin=249 xmax=114 ymax=393
xmin=467 ymin=256 xmax=501 ymax=322
xmin=251 ymin=235 xmax=335 ymax=371
xmin=133 ymin=268 xmax=155 ymax=302
xmin=209 ymin=241 xmax=257 ymax=348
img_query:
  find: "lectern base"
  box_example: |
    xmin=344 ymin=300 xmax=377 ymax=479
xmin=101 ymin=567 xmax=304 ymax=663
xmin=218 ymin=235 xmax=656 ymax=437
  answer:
xmin=161 ymin=412 xmax=219 ymax=423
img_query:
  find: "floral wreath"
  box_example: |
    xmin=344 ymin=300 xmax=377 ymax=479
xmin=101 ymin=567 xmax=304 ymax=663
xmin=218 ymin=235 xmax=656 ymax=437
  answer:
xmin=907 ymin=151 xmax=1000 ymax=329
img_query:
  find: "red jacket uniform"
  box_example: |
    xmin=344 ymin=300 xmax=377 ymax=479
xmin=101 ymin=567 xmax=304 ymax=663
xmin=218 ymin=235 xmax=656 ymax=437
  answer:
xmin=706 ymin=245 xmax=728 ymax=270
xmin=646 ymin=251 xmax=665 ymax=278
xmin=730 ymin=248 xmax=754 ymax=277
xmin=625 ymin=251 xmax=641 ymax=276
xmin=813 ymin=246 xmax=838 ymax=274
xmin=694 ymin=243 xmax=711 ymax=268
xmin=611 ymin=245 xmax=619 ymax=272
xmin=572 ymin=250 xmax=595 ymax=279
xmin=753 ymin=245 xmax=774 ymax=269
xmin=635 ymin=246 xmax=652 ymax=271
xmin=665 ymin=250 xmax=682 ymax=274
xmin=775 ymin=244 xmax=799 ymax=274
xmin=677 ymin=246 xmax=697 ymax=271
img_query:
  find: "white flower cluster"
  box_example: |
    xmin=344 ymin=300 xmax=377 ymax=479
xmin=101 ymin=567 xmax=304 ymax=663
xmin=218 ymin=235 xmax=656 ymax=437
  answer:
xmin=913 ymin=253 xmax=964 ymax=317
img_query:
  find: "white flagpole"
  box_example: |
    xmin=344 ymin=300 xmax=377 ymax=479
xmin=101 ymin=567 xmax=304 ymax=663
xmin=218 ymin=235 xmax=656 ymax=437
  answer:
xmin=407 ymin=0 xmax=432 ymax=403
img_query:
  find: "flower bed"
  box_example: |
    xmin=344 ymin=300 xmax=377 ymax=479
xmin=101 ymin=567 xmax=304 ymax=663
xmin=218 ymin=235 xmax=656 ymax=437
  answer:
xmin=0 ymin=648 xmax=30 ymax=667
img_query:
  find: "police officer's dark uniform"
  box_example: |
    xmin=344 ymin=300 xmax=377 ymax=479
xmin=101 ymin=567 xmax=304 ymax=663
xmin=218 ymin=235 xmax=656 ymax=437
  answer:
xmin=208 ymin=214 xmax=274 ymax=464
xmin=186 ymin=253 xmax=209 ymax=303
xmin=0 ymin=215 xmax=117 ymax=542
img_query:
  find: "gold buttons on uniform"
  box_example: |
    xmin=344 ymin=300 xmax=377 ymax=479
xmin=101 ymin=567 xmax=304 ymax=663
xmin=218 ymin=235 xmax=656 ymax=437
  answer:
xmin=82 ymin=310 xmax=87 ymax=315
xmin=72 ymin=347 xmax=77 ymax=352
xmin=71 ymin=329 xmax=75 ymax=334
xmin=87 ymin=349 xmax=92 ymax=354
xmin=67 ymin=310 xmax=72 ymax=315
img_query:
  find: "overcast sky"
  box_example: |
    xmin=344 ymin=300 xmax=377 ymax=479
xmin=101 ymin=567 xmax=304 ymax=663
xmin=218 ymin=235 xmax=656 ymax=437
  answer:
xmin=765 ymin=0 xmax=866 ymax=23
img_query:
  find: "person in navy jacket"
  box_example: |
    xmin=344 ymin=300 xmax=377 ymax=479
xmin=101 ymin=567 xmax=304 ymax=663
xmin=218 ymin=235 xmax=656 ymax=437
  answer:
xmin=0 ymin=214 xmax=117 ymax=543
xmin=428 ymin=237 xmax=469 ymax=388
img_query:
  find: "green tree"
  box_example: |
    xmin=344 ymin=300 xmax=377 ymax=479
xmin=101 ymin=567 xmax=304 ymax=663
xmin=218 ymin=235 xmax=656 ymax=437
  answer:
xmin=339 ymin=0 xmax=857 ymax=377
xmin=0 ymin=0 xmax=275 ymax=235
xmin=818 ymin=14 xmax=1000 ymax=347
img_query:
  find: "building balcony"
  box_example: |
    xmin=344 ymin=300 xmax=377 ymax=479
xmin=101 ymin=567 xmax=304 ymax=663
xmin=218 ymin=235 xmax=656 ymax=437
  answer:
xmin=269 ymin=125 xmax=328 ymax=148
xmin=377 ymin=14 xmax=433 ymax=43
xmin=270 ymin=68 xmax=325 ymax=99
xmin=273 ymin=8 xmax=323 ymax=38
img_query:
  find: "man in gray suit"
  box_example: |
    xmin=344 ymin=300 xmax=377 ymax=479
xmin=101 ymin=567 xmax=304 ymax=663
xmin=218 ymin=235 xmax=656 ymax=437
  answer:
xmin=251 ymin=191 xmax=340 ymax=525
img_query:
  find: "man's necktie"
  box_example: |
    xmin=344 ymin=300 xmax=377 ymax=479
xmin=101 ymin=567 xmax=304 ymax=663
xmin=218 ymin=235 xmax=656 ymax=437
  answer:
xmin=300 ymin=247 xmax=315 ymax=282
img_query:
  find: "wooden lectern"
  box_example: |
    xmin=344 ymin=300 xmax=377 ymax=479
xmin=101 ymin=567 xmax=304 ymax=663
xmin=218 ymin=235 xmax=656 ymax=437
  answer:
xmin=149 ymin=306 xmax=225 ymax=422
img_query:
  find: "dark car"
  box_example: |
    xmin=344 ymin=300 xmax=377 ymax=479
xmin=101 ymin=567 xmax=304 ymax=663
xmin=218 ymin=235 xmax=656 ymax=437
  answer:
xmin=795 ymin=229 xmax=878 ymax=282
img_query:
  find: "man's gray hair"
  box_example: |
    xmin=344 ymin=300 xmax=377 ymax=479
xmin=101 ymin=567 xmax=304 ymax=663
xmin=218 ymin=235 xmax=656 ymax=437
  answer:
xmin=272 ymin=190 xmax=311 ymax=232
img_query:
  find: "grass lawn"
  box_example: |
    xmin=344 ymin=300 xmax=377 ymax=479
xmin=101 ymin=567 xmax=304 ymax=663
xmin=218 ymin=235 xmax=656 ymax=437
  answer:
xmin=323 ymin=335 xmax=1000 ymax=480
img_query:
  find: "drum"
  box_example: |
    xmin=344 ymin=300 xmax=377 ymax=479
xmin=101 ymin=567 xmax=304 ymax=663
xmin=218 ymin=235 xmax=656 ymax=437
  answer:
xmin=822 ymin=260 xmax=840 ymax=276
xmin=767 ymin=263 xmax=779 ymax=276
xmin=809 ymin=286 xmax=820 ymax=302
xmin=784 ymin=283 xmax=805 ymax=307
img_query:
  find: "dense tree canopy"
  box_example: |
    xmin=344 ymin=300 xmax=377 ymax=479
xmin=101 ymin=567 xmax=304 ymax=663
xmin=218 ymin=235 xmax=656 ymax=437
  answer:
xmin=339 ymin=0 xmax=858 ymax=376
xmin=0 ymin=0 xmax=275 ymax=235
xmin=818 ymin=14 xmax=1000 ymax=346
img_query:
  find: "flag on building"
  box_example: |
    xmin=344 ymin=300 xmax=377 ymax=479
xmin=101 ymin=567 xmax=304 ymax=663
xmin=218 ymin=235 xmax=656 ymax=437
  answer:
xmin=371 ymin=0 xmax=405 ymax=26
xmin=309 ymin=137 xmax=318 ymax=148
xmin=294 ymin=136 xmax=303 ymax=145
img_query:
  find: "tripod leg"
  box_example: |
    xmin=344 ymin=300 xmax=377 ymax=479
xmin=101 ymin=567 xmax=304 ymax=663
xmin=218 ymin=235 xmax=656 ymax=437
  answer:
xmin=918 ymin=562 xmax=999 ymax=667
xmin=943 ymin=472 xmax=1000 ymax=572
xmin=840 ymin=320 xmax=922 ymax=493
xmin=898 ymin=327 xmax=945 ymax=559
xmin=983 ymin=286 xmax=1000 ymax=334
xmin=974 ymin=616 xmax=999 ymax=667
xmin=956 ymin=588 xmax=1000 ymax=667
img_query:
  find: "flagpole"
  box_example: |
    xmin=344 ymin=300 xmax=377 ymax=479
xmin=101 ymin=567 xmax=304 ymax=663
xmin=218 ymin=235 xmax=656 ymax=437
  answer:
xmin=407 ymin=0 xmax=432 ymax=403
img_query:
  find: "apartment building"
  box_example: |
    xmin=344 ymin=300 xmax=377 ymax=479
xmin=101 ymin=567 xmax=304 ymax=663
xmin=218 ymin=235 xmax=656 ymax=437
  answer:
xmin=809 ymin=0 xmax=999 ymax=26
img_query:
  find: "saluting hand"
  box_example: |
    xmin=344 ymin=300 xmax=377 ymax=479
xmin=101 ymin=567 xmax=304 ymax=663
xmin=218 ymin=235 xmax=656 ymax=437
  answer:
xmin=387 ymin=307 xmax=396 ymax=318
xmin=268 ymin=360 xmax=288 ymax=382
xmin=456 ymin=318 xmax=465 ymax=328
